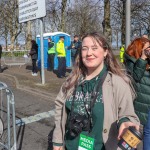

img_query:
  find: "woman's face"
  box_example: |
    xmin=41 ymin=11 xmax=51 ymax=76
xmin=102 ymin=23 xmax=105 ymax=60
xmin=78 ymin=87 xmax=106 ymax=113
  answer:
xmin=143 ymin=41 xmax=150 ymax=50
xmin=81 ymin=37 xmax=107 ymax=73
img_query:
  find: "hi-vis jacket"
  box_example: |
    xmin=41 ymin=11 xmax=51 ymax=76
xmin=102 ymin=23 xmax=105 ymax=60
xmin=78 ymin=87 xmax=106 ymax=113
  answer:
xmin=48 ymin=42 xmax=55 ymax=54
xmin=120 ymin=46 xmax=125 ymax=63
xmin=56 ymin=40 xmax=66 ymax=57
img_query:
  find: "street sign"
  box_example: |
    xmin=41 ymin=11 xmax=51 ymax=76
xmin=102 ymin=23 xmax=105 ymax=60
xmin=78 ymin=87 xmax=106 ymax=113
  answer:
xmin=18 ymin=0 xmax=46 ymax=23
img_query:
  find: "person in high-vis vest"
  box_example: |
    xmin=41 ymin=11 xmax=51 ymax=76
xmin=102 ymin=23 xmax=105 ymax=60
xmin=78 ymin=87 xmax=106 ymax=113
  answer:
xmin=48 ymin=38 xmax=56 ymax=71
xmin=120 ymin=45 xmax=125 ymax=63
xmin=56 ymin=36 xmax=66 ymax=78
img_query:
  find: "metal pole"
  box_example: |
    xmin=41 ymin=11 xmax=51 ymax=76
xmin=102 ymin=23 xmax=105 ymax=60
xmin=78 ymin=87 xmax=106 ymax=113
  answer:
xmin=125 ymin=0 xmax=131 ymax=49
xmin=11 ymin=91 xmax=17 ymax=150
xmin=40 ymin=18 xmax=45 ymax=84
xmin=6 ymin=91 xmax=11 ymax=150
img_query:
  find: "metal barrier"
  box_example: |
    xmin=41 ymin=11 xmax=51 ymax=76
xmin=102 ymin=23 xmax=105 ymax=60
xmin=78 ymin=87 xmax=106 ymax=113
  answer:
xmin=2 ymin=50 xmax=31 ymax=67
xmin=0 ymin=82 xmax=17 ymax=150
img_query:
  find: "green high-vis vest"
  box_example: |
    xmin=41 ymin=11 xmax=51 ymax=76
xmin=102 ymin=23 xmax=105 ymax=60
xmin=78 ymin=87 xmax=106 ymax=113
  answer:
xmin=48 ymin=42 xmax=55 ymax=54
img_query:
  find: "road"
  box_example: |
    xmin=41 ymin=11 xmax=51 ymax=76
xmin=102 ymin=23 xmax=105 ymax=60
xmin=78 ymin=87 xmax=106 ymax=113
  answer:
xmin=0 ymin=76 xmax=55 ymax=150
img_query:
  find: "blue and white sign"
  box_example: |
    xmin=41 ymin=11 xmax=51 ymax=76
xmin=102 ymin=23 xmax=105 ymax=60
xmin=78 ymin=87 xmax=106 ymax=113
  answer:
xmin=18 ymin=0 xmax=46 ymax=23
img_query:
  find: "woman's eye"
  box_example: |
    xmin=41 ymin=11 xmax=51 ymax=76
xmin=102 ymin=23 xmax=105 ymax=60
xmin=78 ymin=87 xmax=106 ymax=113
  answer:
xmin=92 ymin=47 xmax=98 ymax=50
xmin=82 ymin=48 xmax=88 ymax=51
xmin=81 ymin=47 xmax=98 ymax=51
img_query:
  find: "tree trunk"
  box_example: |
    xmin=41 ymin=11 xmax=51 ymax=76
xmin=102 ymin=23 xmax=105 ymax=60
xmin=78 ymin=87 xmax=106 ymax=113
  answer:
xmin=26 ymin=21 xmax=32 ymax=50
xmin=104 ymin=0 xmax=112 ymax=43
xmin=60 ymin=0 xmax=67 ymax=32
xmin=10 ymin=36 xmax=15 ymax=50
xmin=121 ymin=0 xmax=126 ymax=45
xmin=4 ymin=28 xmax=8 ymax=51
xmin=9 ymin=0 xmax=21 ymax=50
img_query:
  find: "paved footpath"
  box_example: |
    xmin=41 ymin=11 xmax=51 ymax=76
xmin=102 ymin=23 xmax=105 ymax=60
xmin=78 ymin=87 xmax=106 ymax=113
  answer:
xmin=0 ymin=74 xmax=56 ymax=150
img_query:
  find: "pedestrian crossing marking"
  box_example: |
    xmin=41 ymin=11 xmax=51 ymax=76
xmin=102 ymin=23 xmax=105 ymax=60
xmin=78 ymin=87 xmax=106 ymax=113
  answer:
xmin=16 ymin=110 xmax=55 ymax=126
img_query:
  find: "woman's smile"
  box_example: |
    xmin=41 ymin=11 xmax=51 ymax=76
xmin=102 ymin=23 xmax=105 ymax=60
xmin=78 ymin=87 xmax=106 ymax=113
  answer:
xmin=86 ymin=57 xmax=95 ymax=61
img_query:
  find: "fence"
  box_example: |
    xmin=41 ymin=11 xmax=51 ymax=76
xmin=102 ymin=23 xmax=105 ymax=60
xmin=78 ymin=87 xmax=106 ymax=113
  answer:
xmin=0 ymin=82 xmax=17 ymax=150
xmin=2 ymin=50 xmax=31 ymax=67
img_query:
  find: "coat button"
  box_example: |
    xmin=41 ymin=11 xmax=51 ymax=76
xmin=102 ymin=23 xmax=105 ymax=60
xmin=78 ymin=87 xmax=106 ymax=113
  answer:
xmin=104 ymin=129 xmax=107 ymax=133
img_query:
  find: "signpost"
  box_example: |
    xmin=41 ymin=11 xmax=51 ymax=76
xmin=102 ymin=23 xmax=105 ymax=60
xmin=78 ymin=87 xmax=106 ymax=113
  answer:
xmin=18 ymin=0 xmax=46 ymax=23
xmin=18 ymin=0 xmax=46 ymax=84
xmin=125 ymin=0 xmax=131 ymax=49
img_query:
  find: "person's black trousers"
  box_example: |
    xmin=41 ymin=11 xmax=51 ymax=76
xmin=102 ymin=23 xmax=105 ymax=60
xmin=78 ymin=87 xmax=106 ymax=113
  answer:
xmin=57 ymin=57 xmax=66 ymax=77
xmin=48 ymin=53 xmax=55 ymax=71
xmin=32 ymin=59 xmax=37 ymax=73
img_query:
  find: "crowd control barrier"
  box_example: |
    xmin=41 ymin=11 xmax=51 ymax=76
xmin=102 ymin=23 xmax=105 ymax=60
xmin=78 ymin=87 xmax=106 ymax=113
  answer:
xmin=2 ymin=50 xmax=30 ymax=67
xmin=0 ymin=82 xmax=17 ymax=150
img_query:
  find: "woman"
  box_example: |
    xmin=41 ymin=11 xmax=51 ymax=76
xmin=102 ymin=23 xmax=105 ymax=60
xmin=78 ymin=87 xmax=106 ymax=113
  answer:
xmin=53 ymin=32 xmax=140 ymax=150
xmin=29 ymin=40 xmax=38 ymax=76
xmin=124 ymin=37 xmax=150 ymax=150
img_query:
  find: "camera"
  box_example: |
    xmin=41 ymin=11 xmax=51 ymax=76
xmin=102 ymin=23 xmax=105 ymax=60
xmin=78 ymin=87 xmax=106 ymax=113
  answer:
xmin=144 ymin=46 xmax=150 ymax=58
xmin=68 ymin=113 xmax=91 ymax=138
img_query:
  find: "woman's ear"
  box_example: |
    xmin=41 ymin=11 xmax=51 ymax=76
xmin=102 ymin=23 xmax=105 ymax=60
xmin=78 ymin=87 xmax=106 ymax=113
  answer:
xmin=104 ymin=49 xmax=108 ymax=57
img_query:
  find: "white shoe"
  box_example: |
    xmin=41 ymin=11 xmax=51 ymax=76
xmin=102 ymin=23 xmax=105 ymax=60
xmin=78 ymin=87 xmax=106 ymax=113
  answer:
xmin=33 ymin=73 xmax=38 ymax=76
xmin=31 ymin=72 xmax=34 ymax=76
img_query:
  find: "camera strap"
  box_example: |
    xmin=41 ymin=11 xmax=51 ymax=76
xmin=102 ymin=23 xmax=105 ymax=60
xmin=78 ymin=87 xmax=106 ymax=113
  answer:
xmin=84 ymin=71 xmax=108 ymax=131
xmin=89 ymin=71 xmax=107 ymax=111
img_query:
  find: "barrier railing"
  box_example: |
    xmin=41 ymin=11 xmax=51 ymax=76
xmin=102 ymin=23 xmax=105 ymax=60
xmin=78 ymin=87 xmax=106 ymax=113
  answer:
xmin=2 ymin=50 xmax=30 ymax=67
xmin=0 ymin=82 xmax=17 ymax=150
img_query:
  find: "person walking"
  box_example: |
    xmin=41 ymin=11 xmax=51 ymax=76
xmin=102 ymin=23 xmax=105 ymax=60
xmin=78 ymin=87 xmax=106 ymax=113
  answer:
xmin=48 ymin=37 xmax=55 ymax=72
xmin=124 ymin=37 xmax=150 ymax=150
xmin=29 ymin=40 xmax=38 ymax=76
xmin=68 ymin=35 xmax=81 ymax=65
xmin=52 ymin=32 xmax=140 ymax=150
xmin=56 ymin=36 xmax=66 ymax=78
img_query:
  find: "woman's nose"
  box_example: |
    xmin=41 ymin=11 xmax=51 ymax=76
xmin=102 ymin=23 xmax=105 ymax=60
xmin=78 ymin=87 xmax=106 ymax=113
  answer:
xmin=87 ymin=48 xmax=93 ymax=55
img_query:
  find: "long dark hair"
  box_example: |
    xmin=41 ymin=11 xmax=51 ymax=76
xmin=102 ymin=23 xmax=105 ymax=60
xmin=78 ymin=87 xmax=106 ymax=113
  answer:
xmin=31 ymin=40 xmax=38 ymax=50
xmin=63 ymin=32 xmax=128 ymax=94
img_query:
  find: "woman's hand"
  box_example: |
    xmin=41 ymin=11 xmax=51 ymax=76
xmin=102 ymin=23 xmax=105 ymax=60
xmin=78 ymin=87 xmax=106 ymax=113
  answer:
xmin=53 ymin=146 xmax=63 ymax=150
xmin=117 ymin=121 xmax=140 ymax=140
xmin=141 ymin=42 xmax=150 ymax=60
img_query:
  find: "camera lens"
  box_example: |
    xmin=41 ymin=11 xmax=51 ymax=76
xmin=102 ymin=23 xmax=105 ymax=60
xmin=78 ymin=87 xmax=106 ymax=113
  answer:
xmin=68 ymin=113 xmax=91 ymax=138
xmin=70 ymin=124 xmax=82 ymax=137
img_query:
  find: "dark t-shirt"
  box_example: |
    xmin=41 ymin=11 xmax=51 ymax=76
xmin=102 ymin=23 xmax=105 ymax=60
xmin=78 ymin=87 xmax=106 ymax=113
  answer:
xmin=30 ymin=43 xmax=38 ymax=60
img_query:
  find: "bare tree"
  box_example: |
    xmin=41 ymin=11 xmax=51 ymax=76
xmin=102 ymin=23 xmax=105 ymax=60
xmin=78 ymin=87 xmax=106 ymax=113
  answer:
xmin=45 ymin=0 xmax=103 ymax=36
xmin=104 ymin=0 xmax=112 ymax=43
xmin=0 ymin=0 xmax=22 ymax=50
xmin=111 ymin=0 xmax=150 ymax=46
xmin=65 ymin=0 xmax=103 ymax=36
xmin=60 ymin=0 xmax=67 ymax=31
xmin=0 ymin=0 xmax=150 ymax=49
